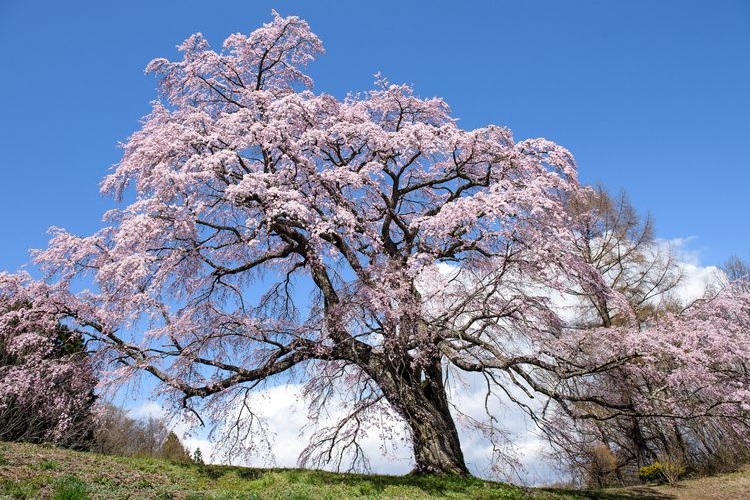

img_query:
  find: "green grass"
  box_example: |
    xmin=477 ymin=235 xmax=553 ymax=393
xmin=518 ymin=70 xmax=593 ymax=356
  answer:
xmin=0 ymin=441 xmax=580 ymax=499
xmin=38 ymin=460 xmax=60 ymax=471
xmin=7 ymin=440 xmax=746 ymax=499
xmin=52 ymin=475 xmax=88 ymax=500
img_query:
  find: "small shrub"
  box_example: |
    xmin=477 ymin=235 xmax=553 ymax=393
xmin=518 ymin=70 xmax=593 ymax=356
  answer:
xmin=638 ymin=462 xmax=664 ymax=483
xmin=0 ymin=451 xmax=7 ymax=466
xmin=52 ymin=475 xmax=88 ymax=500
xmin=585 ymin=444 xmax=619 ymax=488
xmin=237 ymin=469 xmax=262 ymax=480
xmin=661 ymin=459 xmax=686 ymax=487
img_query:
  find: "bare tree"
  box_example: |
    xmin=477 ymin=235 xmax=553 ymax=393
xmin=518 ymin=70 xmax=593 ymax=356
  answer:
xmin=723 ymin=255 xmax=750 ymax=292
xmin=91 ymin=403 xmax=169 ymax=457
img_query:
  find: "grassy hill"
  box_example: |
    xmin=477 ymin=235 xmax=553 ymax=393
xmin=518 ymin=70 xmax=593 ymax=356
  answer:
xmin=0 ymin=441 xmax=565 ymax=499
xmin=1 ymin=441 xmax=748 ymax=499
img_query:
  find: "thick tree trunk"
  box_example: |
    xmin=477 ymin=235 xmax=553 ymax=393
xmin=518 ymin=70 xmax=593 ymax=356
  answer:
xmin=405 ymin=386 xmax=468 ymax=475
xmin=373 ymin=358 xmax=468 ymax=475
xmin=630 ymin=417 xmax=652 ymax=468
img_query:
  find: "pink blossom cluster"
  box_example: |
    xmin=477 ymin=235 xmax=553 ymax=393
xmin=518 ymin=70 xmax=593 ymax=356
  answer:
xmin=0 ymin=272 xmax=96 ymax=443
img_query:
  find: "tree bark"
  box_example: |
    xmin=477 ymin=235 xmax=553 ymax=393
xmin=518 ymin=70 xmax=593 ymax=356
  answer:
xmin=374 ymin=357 xmax=469 ymax=475
xmin=405 ymin=384 xmax=468 ymax=475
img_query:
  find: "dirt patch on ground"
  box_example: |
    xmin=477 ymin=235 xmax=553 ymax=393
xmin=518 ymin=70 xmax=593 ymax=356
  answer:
xmin=603 ymin=466 xmax=750 ymax=500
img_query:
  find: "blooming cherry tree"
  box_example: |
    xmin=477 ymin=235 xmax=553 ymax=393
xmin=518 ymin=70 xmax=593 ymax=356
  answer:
xmin=17 ymin=13 xmax=750 ymax=475
xmin=0 ymin=272 xmax=96 ymax=447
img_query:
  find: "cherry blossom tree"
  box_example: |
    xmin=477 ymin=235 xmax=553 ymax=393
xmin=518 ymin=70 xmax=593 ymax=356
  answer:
xmin=19 ymin=12 xmax=750 ymax=476
xmin=560 ymin=284 xmax=750 ymax=474
xmin=0 ymin=272 xmax=96 ymax=448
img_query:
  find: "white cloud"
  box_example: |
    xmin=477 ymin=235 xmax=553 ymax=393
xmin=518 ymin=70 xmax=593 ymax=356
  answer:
xmin=129 ymin=401 xmax=164 ymax=420
xmin=128 ymin=383 xmax=547 ymax=481
xmin=214 ymin=384 xmax=414 ymax=473
xmin=673 ymin=261 xmax=721 ymax=303
xmin=661 ymin=237 xmax=723 ymax=304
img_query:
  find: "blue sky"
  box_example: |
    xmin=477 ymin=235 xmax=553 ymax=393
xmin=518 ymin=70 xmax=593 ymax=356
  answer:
xmin=1 ymin=0 xmax=748 ymax=272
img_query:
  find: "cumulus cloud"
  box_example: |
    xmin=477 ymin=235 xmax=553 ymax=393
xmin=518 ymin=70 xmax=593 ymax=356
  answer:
xmin=661 ymin=237 xmax=723 ymax=303
xmin=129 ymin=401 xmax=164 ymax=420
xmin=214 ymin=383 xmax=413 ymax=473
xmin=130 ymin=384 xmax=413 ymax=472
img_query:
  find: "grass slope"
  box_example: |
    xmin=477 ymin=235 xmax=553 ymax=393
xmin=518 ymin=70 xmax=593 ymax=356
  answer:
xmin=1 ymin=441 xmax=748 ymax=499
xmin=0 ymin=441 xmax=580 ymax=499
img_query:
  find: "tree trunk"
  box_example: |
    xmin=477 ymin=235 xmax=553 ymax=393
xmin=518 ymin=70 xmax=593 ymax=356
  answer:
xmin=374 ymin=357 xmax=468 ymax=475
xmin=406 ymin=385 xmax=468 ymax=475
xmin=630 ymin=417 xmax=652 ymax=468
